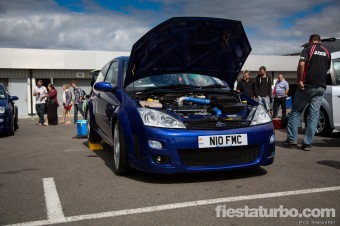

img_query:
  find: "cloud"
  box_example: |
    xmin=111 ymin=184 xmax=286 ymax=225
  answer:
xmin=0 ymin=0 xmax=150 ymax=51
xmin=0 ymin=0 xmax=339 ymax=55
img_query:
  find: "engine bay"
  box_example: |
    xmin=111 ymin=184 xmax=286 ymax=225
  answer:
xmin=135 ymin=92 xmax=253 ymax=123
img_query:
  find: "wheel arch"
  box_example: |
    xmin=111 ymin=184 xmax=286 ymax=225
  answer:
xmin=111 ymin=108 xmax=135 ymax=160
xmin=303 ymin=97 xmax=333 ymax=129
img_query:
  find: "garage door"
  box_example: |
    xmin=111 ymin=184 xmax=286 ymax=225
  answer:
xmin=8 ymin=78 xmax=28 ymax=116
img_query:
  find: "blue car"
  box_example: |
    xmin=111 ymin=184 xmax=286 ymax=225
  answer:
xmin=87 ymin=17 xmax=275 ymax=175
xmin=0 ymin=83 xmax=19 ymax=136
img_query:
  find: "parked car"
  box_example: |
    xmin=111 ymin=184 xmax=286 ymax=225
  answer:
xmin=303 ymin=51 xmax=340 ymax=135
xmin=84 ymin=69 xmax=100 ymax=119
xmin=87 ymin=17 xmax=275 ymax=175
xmin=0 ymin=83 xmax=19 ymax=136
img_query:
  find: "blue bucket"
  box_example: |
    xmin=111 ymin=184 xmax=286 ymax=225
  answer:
xmin=77 ymin=120 xmax=87 ymax=137
xmin=286 ymin=96 xmax=292 ymax=109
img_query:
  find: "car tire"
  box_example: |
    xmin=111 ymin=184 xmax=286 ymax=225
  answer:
xmin=87 ymin=110 xmax=101 ymax=143
xmin=112 ymin=121 xmax=130 ymax=175
xmin=8 ymin=117 xmax=15 ymax=136
xmin=14 ymin=106 xmax=19 ymax=130
xmin=316 ymin=108 xmax=333 ymax=135
xmin=305 ymin=108 xmax=333 ymax=136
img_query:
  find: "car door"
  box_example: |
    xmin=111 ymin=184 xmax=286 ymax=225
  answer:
xmin=96 ymin=60 xmax=121 ymax=140
xmin=331 ymin=60 xmax=340 ymax=131
xmin=332 ymin=85 xmax=340 ymax=130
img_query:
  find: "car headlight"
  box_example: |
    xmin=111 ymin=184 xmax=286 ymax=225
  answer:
xmin=138 ymin=108 xmax=186 ymax=129
xmin=247 ymin=105 xmax=272 ymax=126
xmin=0 ymin=106 xmax=5 ymax=114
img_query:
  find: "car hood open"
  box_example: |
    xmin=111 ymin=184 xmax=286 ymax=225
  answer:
xmin=124 ymin=17 xmax=251 ymax=88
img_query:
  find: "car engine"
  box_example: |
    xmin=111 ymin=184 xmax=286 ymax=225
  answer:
xmin=136 ymin=92 xmax=251 ymax=129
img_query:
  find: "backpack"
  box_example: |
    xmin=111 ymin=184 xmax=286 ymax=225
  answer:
xmin=74 ymin=88 xmax=86 ymax=102
xmin=77 ymin=88 xmax=86 ymax=98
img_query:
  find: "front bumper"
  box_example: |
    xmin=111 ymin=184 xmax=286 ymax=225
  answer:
xmin=128 ymin=123 xmax=275 ymax=174
xmin=0 ymin=113 xmax=8 ymax=132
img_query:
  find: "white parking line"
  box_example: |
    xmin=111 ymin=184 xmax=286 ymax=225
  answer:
xmin=6 ymin=184 xmax=340 ymax=226
xmin=42 ymin=178 xmax=65 ymax=223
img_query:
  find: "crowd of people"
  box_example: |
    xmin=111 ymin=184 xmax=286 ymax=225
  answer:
xmin=236 ymin=66 xmax=289 ymax=118
xmin=33 ymin=80 xmax=85 ymax=126
xmin=236 ymin=34 xmax=331 ymax=151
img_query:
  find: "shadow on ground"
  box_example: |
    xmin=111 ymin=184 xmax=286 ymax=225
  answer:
xmin=82 ymin=141 xmax=268 ymax=184
xmin=275 ymin=129 xmax=340 ymax=149
xmin=317 ymin=160 xmax=340 ymax=170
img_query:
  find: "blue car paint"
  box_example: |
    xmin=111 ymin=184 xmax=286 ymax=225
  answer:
xmin=88 ymin=17 xmax=275 ymax=174
xmin=0 ymin=84 xmax=18 ymax=134
xmin=126 ymin=124 xmax=275 ymax=174
xmin=88 ymin=63 xmax=275 ymax=173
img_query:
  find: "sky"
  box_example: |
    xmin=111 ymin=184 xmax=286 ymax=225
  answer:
xmin=0 ymin=0 xmax=339 ymax=55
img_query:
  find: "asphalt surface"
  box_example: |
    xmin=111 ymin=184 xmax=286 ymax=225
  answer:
xmin=0 ymin=118 xmax=339 ymax=226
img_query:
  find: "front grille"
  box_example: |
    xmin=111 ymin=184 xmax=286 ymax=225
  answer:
xmin=184 ymin=119 xmax=250 ymax=130
xmin=178 ymin=145 xmax=260 ymax=166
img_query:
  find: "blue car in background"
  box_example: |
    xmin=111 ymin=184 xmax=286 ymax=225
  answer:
xmin=87 ymin=17 xmax=275 ymax=175
xmin=0 ymin=83 xmax=19 ymax=136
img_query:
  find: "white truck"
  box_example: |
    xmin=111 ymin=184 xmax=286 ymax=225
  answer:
xmin=305 ymin=51 xmax=340 ymax=135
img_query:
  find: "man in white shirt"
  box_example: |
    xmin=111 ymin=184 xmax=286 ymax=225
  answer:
xmin=33 ymin=80 xmax=48 ymax=126
xmin=273 ymin=74 xmax=289 ymax=118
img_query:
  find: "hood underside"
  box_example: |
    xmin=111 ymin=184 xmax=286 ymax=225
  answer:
xmin=125 ymin=17 xmax=252 ymax=88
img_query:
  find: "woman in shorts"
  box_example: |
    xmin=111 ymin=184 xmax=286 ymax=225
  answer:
xmin=60 ymin=83 xmax=73 ymax=124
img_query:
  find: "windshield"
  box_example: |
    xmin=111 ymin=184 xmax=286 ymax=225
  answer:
xmin=125 ymin=73 xmax=230 ymax=92
xmin=0 ymin=85 xmax=6 ymax=99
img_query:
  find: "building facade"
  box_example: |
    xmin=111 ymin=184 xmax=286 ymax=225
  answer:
xmin=0 ymin=48 xmax=299 ymax=117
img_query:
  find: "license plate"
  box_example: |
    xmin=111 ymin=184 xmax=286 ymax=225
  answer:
xmin=198 ymin=134 xmax=248 ymax=148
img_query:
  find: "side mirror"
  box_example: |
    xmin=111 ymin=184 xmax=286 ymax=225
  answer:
xmin=94 ymin=82 xmax=116 ymax=93
xmin=10 ymin=96 xmax=19 ymax=101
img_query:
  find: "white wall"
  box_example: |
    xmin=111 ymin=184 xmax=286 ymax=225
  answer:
xmin=242 ymin=55 xmax=299 ymax=71
xmin=0 ymin=48 xmax=130 ymax=70
xmin=0 ymin=48 xmax=300 ymax=72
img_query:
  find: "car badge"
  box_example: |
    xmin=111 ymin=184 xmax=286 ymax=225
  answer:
xmin=216 ymin=121 xmax=226 ymax=128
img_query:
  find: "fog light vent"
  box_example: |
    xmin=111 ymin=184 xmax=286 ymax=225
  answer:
xmin=151 ymin=155 xmax=170 ymax=164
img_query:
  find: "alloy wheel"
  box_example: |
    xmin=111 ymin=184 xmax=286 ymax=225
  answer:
xmin=316 ymin=111 xmax=325 ymax=133
xmin=113 ymin=123 xmax=120 ymax=170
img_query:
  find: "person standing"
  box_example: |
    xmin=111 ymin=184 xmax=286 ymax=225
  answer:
xmin=273 ymin=74 xmax=289 ymax=118
xmin=285 ymin=34 xmax=331 ymax=151
xmin=33 ymin=80 xmax=48 ymax=126
xmin=42 ymin=84 xmax=59 ymax=125
xmin=236 ymin=70 xmax=254 ymax=97
xmin=60 ymin=83 xmax=72 ymax=124
xmin=254 ymin=66 xmax=272 ymax=112
xmin=71 ymin=80 xmax=84 ymax=123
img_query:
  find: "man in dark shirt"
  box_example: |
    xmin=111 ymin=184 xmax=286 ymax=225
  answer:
xmin=236 ymin=70 xmax=254 ymax=97
xmin=254 ymin=66 xmax=272 ymax=112
xmin=285 ymin=34 xmax=331 ymax=151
